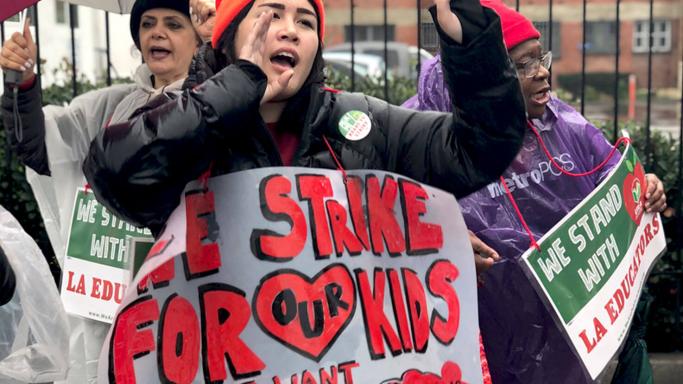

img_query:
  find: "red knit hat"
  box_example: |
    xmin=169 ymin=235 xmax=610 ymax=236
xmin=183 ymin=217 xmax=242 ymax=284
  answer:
xmin=212 ymin=0 xmax=325 ymax=48
xmin=481 ymin=0 xmax=540 ymax=50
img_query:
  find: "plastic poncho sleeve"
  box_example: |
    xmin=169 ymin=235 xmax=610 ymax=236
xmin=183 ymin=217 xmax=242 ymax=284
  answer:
xmin=0 ymin=206 xmax=70 ymax=383
xmin=575 ymin=111 xmax=621 ymax=185
xmin=541 ymin=98 xmax=622 ymax=188
xmin=42 ymin=84 xmax=138 ymax=167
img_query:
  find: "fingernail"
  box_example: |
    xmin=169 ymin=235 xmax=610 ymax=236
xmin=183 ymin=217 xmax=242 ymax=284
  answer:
xmin=27 ymin=59 xmax=33 ymax=66
xmin=20 ymin=65 xmax=26 ymax=71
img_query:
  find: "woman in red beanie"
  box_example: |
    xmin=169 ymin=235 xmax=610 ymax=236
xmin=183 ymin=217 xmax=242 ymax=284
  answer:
xmin=405 ymin=1 xmax=666 ymax=383
xmin=83 ymin=0 xmax=527 ymax=241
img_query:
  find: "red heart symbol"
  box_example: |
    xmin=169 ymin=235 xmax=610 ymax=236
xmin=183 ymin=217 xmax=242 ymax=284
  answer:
xmin=383 ymin=361 xmax=466 ymax=384
xmin=253 ymin=264 xmax=356 ymax=361
xmin=622 ymin=162 xmax=646 ymax=225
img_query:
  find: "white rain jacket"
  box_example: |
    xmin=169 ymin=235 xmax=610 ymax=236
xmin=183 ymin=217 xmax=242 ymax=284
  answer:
xmin=1 ymin=64 xmax=184 ymax=383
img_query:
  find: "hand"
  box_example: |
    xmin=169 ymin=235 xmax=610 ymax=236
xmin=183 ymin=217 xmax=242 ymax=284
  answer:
xmin=190 ymin=0 xmax=216 ymax=43
xmin=0 ymin=19 xmax=37 ymax=83
xmin=432 ymin=0 xmax=463 ymax=44
xmin=469 ymin=231 xmax=500 ymax=282
xmin=238 ymin=11 xmax=294 ymax=105
xmin=645 ymin=173 xmax=666 ymax=213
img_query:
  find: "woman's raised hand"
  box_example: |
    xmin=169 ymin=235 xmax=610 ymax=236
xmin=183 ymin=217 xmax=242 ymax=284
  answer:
xmin=431 ymin=0 xmax=463 ymax=44
xmin=238 ymin=11 xmax=294 ymax=105
xmin=0 ymin=20 xmax=37 ymax=83
xmin=190 ymin=0 xmax=216 ymax=43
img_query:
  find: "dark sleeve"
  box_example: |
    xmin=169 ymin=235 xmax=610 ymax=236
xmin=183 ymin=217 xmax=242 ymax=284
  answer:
xmin=369 ymin=5 xmax=526 ymax=198
xmin=1 ymin=81 xmax=50 ymax=175
xmin=429 ymin=0 xmax=489 ymax=45
xmin=83 ymin=60 xmax=267 ymax=232
xmin=0 ymin=247 xmax=16 ymax=306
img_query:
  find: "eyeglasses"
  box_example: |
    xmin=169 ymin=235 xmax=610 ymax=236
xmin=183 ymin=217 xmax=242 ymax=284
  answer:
xmin=515 ymin=51 xmax=552 ymax=78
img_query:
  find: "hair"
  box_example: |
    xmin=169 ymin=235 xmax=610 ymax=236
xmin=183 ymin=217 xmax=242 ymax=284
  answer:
xmin=214 ymin=1 xmax=325 ymax=87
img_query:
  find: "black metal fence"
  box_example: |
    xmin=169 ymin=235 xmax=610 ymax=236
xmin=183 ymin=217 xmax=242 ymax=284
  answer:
xmin=1 ymin=0 xmax=682 ymax=352
xmin=334 ymin=0 xmax=683 ymax=354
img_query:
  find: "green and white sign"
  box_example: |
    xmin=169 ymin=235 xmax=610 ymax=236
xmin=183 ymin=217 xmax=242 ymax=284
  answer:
xmin=60 ymin=189 xmax=154 ymax=323
xmin=520 ymin=144 xmax=666 ymax=380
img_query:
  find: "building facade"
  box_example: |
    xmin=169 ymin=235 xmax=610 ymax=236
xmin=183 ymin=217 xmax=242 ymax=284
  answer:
xmin=1 ymin=0 xmax=138 ymax=87
xmin=1 ymin=1 xmax=680 ymax=97
xmin=324 ymin=0 xmax=682 ymax=93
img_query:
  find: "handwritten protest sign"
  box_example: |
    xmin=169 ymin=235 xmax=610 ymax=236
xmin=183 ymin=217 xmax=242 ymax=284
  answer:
xmin=520 ymin=144 xmax=666 ymax=379
xmin=60 ymin=189 xmax=154 ymax=323
xmin=97 ymin=168 xmax=483 ymax=383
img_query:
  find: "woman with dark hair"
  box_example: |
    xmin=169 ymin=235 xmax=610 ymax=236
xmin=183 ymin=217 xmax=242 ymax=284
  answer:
xmin=85 ymin=0 xmax=527 ymax=236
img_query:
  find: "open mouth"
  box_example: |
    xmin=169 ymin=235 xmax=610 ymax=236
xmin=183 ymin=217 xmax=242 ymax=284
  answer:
xmin=531 ymin=87 xmax=551 ymax=105
xmin=270 ymin=50 xmax=298 ymax=70
xmin=149 ymin=47 xmax=172 ymax=60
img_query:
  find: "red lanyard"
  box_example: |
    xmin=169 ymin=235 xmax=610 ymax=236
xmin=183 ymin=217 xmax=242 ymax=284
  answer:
xmin=502 ymin=121 xmax=631 ymax=253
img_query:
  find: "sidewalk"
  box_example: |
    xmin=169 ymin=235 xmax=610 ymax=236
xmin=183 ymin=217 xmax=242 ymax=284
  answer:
xmin=650 ymin=353 xmax=683 ymax=383
xmin=601 ymin=353 xmax=683 ymax=383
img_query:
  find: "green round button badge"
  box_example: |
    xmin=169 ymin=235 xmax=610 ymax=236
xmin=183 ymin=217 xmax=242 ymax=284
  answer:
xmin=338 ymin=110 xmax=372 ymax=141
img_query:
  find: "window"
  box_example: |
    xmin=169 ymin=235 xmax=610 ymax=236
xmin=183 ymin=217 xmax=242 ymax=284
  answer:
xmin=585 ymin=21 xmax=617 ymax=54
xmin=56 ymin=0 xmax=79 ymax=27
xmin=344 ymin=25 xmax=395 ymax=42
xmin=533 ymin=21 xmax=561 ymax=59
xmin=6 ymin=7 xmax=36 ymax=25
xmin=633 ymin=20 xmax=671 ymax=53
xmin=420 ymin=22 xmax=438 ymax=50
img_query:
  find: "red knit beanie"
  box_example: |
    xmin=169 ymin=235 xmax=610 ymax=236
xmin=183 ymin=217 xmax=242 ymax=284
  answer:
xmin=481 ymin=0 xmax=540 ymax=50
xmin=212 ymin=0 xmax=325 ymax=48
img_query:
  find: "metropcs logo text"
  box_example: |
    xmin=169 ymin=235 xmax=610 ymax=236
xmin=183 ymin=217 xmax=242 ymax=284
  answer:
xmin=487 ymin=153 xmax=576 ymax=198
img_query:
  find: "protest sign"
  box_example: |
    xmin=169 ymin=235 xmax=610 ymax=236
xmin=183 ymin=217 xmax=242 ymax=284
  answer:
xmin=98 ymin=168 xmax=483 ymax=383
xmin=520 ymin=144 xmax=666 ymax=380
xmin=60 ymin=189 xmax=154 ymax=323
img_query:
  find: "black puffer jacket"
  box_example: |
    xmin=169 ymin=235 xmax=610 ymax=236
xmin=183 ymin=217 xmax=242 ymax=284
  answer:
xmin=84 ymin=4 xmax=526 ymax=235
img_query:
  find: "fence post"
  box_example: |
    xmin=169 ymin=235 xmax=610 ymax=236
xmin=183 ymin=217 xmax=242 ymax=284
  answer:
xmin=580 ymin=0 xmax=587 ymax=115
xmin=105 ymin=11 xmax=111 ymax=87
xmin=548 ymin=0 xmax=553 ymax=87
xmin=677 ymin=42 xmax=683 ymax=351
xmin=416 ymin=0 xmax=422 ymax=85
xmin=645 ymin=0 xmax=655 ymax=168
xmin=383 ymin=0 xmax=388 ymax=101
xmin=349 ymin=0 xmax=355 ymax=92
xmin=613 ymin=0 xmax=621 ymax=141
xmin=69 ymin=4 xmax=77 ymax=98
xmin=33 ymin=3 xmax=41 ymax=87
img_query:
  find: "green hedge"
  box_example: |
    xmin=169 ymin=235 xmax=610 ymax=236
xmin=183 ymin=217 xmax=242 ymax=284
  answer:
xmin=557 ymin=72 xmax=630 ymax=102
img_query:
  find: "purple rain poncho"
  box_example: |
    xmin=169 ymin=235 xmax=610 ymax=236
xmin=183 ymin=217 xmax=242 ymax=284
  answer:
xmin=403 ymin=56 xmax=620 ymax=383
